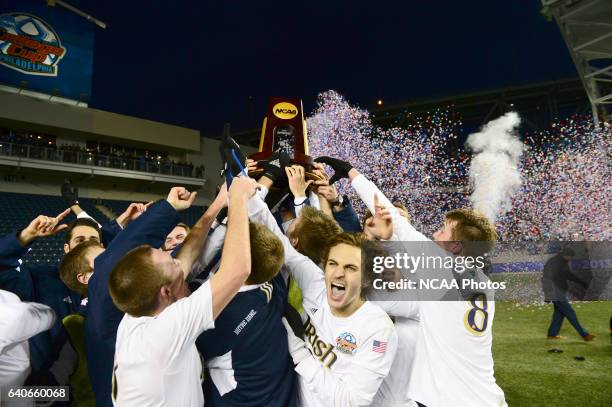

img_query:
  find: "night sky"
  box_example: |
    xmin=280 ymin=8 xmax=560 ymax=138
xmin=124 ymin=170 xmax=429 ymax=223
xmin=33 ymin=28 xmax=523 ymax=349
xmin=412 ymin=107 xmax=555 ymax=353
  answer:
xmin=87 ymin=1 xmax=578 ymax=136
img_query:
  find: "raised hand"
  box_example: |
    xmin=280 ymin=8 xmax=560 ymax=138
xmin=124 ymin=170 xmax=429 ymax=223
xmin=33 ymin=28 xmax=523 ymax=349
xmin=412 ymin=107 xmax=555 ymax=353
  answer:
xmin=286 ymin=165 xmax=313 ymax=198
xmin=18 ymin=208 xmax=71 ymax=246
xmin=246 ymin=159 xmax=258 ymax=174
xmin=166 ymin=187 xmax=197 ymax=211
xmin=314 ymin=178 xmax=340 ymax=203
xmin=228 ymin=177 xmax=258 ymax=202
xmin=116 ymin=201 xmax=154 ymax=227
xmin=311 ymin=162 xmax=329 ymax=181
xmin=364 ymin=194 xmax=393 ymax=241
xmin=314 ymin=156 xmax=353 ymax=185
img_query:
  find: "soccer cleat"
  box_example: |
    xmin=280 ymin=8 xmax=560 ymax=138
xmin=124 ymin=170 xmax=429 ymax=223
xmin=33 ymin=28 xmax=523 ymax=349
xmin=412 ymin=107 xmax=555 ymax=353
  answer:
xmin=547 ymin=335 xmax=565 ymax=339
xmin=61 ymin=178 xmax=79 ymax=206
xmin=219 ymin=128 xmax=247 ymax=185
xmin=582 ymin=333 xmax=595 ymax=341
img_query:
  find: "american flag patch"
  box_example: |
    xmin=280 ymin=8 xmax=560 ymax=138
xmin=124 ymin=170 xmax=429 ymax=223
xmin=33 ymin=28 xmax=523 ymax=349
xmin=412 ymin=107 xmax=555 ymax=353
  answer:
xmin=372 ymin=340 xmax=387 ymax=354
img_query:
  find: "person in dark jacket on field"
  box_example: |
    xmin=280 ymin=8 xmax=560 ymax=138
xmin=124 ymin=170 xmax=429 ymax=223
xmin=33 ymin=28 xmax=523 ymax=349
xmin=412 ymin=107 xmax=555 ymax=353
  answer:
xmin=542 ymin=247 xmax=595 ymax=341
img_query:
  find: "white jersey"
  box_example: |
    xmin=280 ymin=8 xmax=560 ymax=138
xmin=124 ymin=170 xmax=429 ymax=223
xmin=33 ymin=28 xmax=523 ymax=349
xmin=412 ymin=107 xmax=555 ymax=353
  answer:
xmin=372 ymin=317 xmax=419 ymax=407
xmin=248 ymin=196 xmax=398 ymax=407
xmin=352 ymin=173 xmax=507 ymax=407
xmin=112 ymin=281 xmax=214 ymax=407
xmin=299 ymin=297 xmax=398 ymax=407
xmin=0 ymin=290 xmax=55 ymax=407
xmin=378 ymin=299 xmax=506 ymax=407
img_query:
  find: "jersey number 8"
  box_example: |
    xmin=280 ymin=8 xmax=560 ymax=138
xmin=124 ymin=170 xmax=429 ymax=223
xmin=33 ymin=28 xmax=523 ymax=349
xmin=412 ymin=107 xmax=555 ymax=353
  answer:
xmin=464 ymin=293 xmax=488 ymax=335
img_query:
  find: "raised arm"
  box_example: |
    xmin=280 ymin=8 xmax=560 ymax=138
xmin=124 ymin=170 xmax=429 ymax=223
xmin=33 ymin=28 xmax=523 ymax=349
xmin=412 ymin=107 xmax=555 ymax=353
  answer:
xmin=314 ymin=156 xmax=428 ymax=242
xmin=349 ymin=169 xmax=429 ymax=242
xmin=87 ymin=188 xmax=189 ymax=337
xmin=177 ymin=185 xmax=227 ymax=280
xmin=209 ymin=177 xmax=256 ymax=319
xmin=0 ymin=210 xmax=68 ymax=271
xmin=247 ymin=194 xmax=326 ymax=310
xmin=190 ymin=224 xmax=226 ymax=281
xmin=0 ymin=209 xmax=71 ymax=272
xmin=101 ymin=188 xmax=194 ymax=262
xmin=99 ymin=202 xmax=153 ymax=245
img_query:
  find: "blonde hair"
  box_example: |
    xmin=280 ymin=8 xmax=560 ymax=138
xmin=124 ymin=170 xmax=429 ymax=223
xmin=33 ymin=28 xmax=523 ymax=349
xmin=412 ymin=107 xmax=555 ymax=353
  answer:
xmin=290 ymin=206 xmax=342 ymax=264
xmin=446 ymin=208 xmax=498 ymax=256
xmin=59 ymin=240 xmax=101 ymax=296
xmin=247 ymin=222 xmax=284 ymax=284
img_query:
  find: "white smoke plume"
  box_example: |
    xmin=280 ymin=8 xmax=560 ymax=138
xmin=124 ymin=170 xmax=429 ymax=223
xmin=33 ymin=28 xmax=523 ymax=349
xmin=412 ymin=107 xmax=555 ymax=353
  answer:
xmin=467 ymin=112 xmax=524 ymax=223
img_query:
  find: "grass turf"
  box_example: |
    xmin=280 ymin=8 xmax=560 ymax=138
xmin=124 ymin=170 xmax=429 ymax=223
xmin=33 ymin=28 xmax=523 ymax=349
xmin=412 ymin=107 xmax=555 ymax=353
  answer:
xmin=493 ymin=301 xmax=612 ymax=406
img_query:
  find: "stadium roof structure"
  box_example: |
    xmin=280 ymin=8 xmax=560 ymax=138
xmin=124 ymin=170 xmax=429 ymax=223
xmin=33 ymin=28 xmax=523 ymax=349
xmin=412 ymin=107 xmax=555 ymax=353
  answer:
xmin=542 ymin=0 xmax=612 ymax=125
xmin=229 ymin=78 xmax=591 ymax=147
xmin=370 ymin=78 xmax=590 ymax=133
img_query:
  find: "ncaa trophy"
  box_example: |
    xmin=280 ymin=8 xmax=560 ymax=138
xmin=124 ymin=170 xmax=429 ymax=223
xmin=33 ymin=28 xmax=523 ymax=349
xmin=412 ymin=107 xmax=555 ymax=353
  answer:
xmin=248 ymin=97 xmax=322 ymax=182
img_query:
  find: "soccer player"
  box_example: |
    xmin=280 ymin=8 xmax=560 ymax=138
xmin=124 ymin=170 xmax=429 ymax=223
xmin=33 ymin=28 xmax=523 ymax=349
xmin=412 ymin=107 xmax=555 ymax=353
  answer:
xmin=59 ymin=240 xmax=105 ymax=301
xmin=0 ymin=210 xmax=78 ymax=376
xmin=78 ymin=187 xmax=197 ymax=407
xmin=109 ymin=177 xmax=256 ymax=406
xmin=0 ymin=290 xmax=55 ymax=406
xmin=317 ymin=156 xmax=507 ymax=407
xmin=163 ymin=222 xmax=190 ymax=251
xmin=248 ymin=194 xmax=398 ymax=407
xmin=0 ymin=221 xmax=60 ymax=406
xmin=0 ymin=201 xmax=148 ymax=377
xmin=261 ymin=162 xmax=342 ymax=265
xmin=360 ymin=200 xmax=422 ymax=407
xmin=195 ymin=221 xmax=296 ymax=406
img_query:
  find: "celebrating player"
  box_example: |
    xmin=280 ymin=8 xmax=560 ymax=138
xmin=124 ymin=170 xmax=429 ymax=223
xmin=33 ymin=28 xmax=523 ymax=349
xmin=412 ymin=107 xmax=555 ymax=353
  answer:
xmin=316 ymin=156 xmax=507 ymax=407
xmin=109 ymin=177 xmax=256 ymax=406
xmin=248 ymin=193 xmax=398 ymax=407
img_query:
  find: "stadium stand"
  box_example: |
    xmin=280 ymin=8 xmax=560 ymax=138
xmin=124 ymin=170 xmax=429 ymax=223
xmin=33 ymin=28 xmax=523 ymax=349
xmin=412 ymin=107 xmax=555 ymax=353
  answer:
xmin=0 ymin=192 xmax=108 ymax=266
xmin=102 ymin=198 xmax=205 ymax=227
xmin=0 ymin=132 xmax=205 ymax=179
xmin=0 ymin=191 xmax=206 ymax=266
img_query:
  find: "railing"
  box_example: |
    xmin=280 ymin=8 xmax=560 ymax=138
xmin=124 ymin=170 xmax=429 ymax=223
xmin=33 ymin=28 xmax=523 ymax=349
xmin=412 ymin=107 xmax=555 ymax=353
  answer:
xmin=0 ymin=142 xmax=204 ymax=179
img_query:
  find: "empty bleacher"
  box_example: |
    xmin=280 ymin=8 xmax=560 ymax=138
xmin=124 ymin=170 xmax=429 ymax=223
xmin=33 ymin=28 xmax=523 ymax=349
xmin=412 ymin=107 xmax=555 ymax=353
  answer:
xmin=0 ymin=192 xmax=110 ymax=266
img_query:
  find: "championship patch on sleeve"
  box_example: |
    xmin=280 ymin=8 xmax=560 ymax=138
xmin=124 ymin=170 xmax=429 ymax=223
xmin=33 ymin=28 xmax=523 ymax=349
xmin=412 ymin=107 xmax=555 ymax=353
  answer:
xmin=372 ymin=340 xmax=387 ymax=354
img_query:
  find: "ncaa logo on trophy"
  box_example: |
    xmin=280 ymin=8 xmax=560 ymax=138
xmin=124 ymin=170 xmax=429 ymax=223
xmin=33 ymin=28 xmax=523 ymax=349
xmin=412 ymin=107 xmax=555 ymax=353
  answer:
xmin=249 ymin=97 xmax=322 ymax=182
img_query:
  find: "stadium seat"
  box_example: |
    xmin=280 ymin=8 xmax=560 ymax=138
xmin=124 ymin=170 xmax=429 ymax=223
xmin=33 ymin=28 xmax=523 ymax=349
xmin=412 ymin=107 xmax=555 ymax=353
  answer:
xmin=0 ymin=192 xmax=205 ymax=267
xmin=0 ymin=192 xmax=111 ymax=266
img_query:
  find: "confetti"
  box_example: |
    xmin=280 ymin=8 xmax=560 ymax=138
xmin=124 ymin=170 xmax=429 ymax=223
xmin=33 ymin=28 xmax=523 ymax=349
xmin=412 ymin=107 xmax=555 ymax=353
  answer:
xmin=306 ymin=90 xmax=612 ymax=241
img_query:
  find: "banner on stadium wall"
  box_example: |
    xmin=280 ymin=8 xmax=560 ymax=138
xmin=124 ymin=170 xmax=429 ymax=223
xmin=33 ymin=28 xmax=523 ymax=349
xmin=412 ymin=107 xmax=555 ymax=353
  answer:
xmin=0 ymin=0 xmax=94 ymax=102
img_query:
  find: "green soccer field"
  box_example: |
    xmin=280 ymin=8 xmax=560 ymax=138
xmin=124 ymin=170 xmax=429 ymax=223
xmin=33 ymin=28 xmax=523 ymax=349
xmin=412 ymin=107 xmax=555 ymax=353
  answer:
xmin=493 ymin=301 xmax=612 ymax=407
